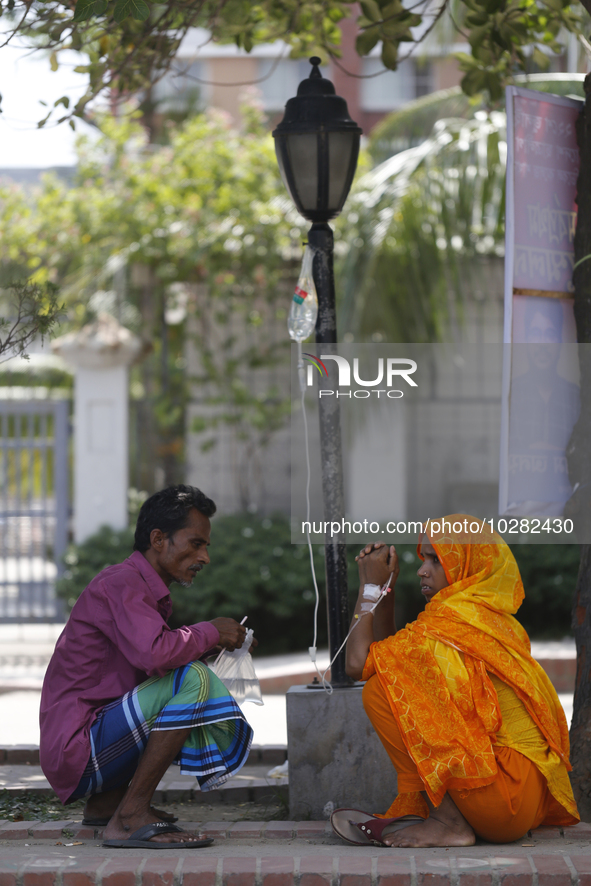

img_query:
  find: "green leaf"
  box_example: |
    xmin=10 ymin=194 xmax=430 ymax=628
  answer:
xmin=72 ymin=0 xmax=107 ymax=21
xmin=360 ymin=0 xmax=382 ymax=22
xmin=69 ymin=120 xmax=76 ymax=131
xmin=454 ymin=52 xmax=475 ymax=68
xmin=485 ymin=72 xmax=503 ymax=102
xmin=484 ymin=0 xmax=505 ymax=12
xmin=356 ymin=25 xmax=380 ymax=55
xmin=468 ymin=24 xmax=491 ymax=49
xmin=113 ymin=0 xmax=150 ymax=22
xmin=381 ymin=38 xmax=399 ymax=68
xmin=54 ymin=95 xmax=70 ymax=109
xmin=532 ymin=46 xmax=551 ymax=69
xmin=381 ymin=1 xmax=405 ymax=19
xmin=381 ymin=16 xmax=415 ymax=40
xmin=473 ymin=44 xmax=495 ymax=65
xmin=541 ymin=0 xmax=563 ymax=12
xmin=461 ymin=67 xmax=487 ymax=96
xmin=465 ymin=12 xmax=489 ymax=26
xmin=50 ymin=51 xmax=58 ymax=72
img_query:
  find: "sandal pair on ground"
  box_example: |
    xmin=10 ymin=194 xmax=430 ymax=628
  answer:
xmin=331 ymin=808 xmax=424 ymax=847
xmin=104 ymin=808 xmax=418 ymax=849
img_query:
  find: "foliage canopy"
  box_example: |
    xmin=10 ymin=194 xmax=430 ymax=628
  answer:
xmin=0 ymin=105 xmax=312 ymax=489
xmin=1 ymin=0 xmax=589 ymax=127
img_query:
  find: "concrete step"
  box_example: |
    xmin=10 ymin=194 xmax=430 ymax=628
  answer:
xmin=0 ymin=822 xmax=590 ymax=885
xmin=0 ymin=744 xmax=286 ymax=767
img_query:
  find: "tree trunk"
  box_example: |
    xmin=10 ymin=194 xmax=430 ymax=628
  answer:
xmin=567 ymin=72 xmax=591 ymax=821
xmin=570 ymin=546 xmax=591 ymax=819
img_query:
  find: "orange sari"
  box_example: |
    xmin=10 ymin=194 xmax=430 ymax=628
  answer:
xmin=362 ymin=516 xmax=578 ymax=826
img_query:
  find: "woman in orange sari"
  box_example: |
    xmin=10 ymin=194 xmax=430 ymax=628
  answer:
xmin=333 ymin=516 xmax=579 ymax=848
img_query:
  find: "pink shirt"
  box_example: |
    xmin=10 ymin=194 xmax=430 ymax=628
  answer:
xmin=39 ymin=551 xmax=220 ymax=803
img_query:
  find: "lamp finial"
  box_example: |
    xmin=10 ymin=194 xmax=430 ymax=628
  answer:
xmin=309 ymin=57 xmax=322 ymax=78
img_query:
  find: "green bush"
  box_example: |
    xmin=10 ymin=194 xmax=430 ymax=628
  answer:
xmin=56 ymin=517 xmax=579 ymax=653
xmin=57 ymin=525 xmax=136 ymax=611
xmin=168 ymin=514 xmax=329 ymax=653
xmin=511 ymin=544 xmax=579 ymax=639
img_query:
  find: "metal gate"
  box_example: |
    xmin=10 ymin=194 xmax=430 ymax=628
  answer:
xmin=0 ymin=399 xmax=69 ymax=622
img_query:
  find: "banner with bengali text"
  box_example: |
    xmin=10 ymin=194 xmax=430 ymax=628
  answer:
xmin=500 ymin=86 xmax=583 ymax=518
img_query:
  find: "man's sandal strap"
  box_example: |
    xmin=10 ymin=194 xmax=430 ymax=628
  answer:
xmin=102 ymin=822 xmax=213 ymax=849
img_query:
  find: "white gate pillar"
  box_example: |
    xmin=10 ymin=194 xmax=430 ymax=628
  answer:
xmin=52 ymin=314 xmax=143 ymax=542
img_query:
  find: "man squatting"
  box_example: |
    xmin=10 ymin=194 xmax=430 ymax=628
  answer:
xmin=40 ymin=485 xmax=252 ymax=849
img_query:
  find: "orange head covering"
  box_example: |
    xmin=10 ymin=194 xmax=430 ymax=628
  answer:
xmin=363 ymin=515 xmax=578 ymax=821
xmin=417 ymin=514 xmax=527 ymax=625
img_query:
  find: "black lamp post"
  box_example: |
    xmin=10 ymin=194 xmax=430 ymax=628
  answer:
xmin=273 ymin=57 xmax=362 ymax=687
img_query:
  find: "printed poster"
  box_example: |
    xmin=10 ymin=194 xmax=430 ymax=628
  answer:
xmin=501 ymin=86 xmax=583 ymax=517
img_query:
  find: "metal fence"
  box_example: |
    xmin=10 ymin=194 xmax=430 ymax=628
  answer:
xmin=0 ymin=399 xmax=69 ymax=622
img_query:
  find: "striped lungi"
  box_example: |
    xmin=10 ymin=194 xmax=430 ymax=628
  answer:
xmin=70 ymin=660 xmax=253 ymax=800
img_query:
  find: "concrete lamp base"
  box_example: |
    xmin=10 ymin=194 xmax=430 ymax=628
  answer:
xmin=286 ymin=684 xmax=397 ymax=820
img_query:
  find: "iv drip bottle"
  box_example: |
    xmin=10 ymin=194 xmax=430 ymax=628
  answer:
xmin=288 ymin=246 xmax=318 ymax=343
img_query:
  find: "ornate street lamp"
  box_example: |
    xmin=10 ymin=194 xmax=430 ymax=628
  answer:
xmin=273 ymin=57 xmax=361 ymax=224
xmin=273 ymin=58 xmax=362 ymax=687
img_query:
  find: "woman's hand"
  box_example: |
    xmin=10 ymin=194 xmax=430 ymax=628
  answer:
xmin=356 ymin=543 xmax=399 ymax=588
xmin=346 ymin=543 xmax=399 ymax=681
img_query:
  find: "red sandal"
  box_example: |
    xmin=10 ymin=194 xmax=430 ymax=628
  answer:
xmin=331 ymin=808 xmax=424 ymax=846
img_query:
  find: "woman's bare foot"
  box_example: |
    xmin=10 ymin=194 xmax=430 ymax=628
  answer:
xmin=384 ymin=817 xmax=476 ymax=847
xmin=103 ymin=809 xmax=203 ymax=844
xmin=384 ymin=793 xmax=475 ymax=848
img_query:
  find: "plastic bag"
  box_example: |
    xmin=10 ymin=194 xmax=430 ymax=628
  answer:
xmin=211 ymin=628 xmax=264 ymax=706
xmin=288 ymin=245 xmax=318 ymax=343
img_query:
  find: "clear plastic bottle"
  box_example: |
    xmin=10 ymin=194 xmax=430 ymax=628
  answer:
xmin=288 ymin=246 xmax=318 ymax=343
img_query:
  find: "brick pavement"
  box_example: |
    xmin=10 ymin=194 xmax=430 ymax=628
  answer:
xmin=0 ymin=823 xmax=590 ymax=886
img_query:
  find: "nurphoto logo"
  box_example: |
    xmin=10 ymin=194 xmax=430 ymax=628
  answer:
xmin=305 ymin=355 xmax=418 ymax=399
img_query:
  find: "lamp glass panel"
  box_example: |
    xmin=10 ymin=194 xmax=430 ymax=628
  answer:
xmin=328 ymin=131 xmax=356 ymax=211
xmin=285 ymin=133 xmax=319 ymax=210
xmin=275 ymin=143 xmax=291 ymax=198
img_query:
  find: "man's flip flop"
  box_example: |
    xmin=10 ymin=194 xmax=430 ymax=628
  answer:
xmin=102 ymin=822 xmax=214 ymax=849
xmin=84 ymin=813 xmax=178 ymax=827
xmin=331 ymin=808 xmax=424 ymax=847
